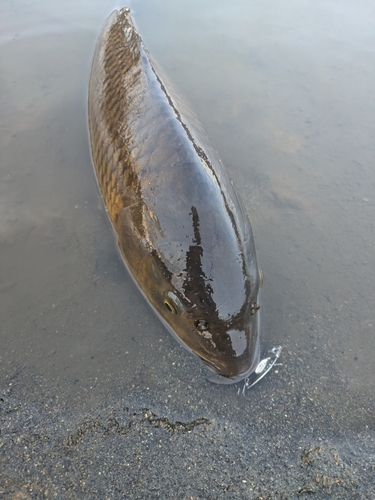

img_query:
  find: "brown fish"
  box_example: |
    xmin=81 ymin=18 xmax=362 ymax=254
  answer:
xmin=88 ymin=8 xmax=262 ymax=383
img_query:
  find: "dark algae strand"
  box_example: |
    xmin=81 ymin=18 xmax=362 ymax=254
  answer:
xmin=88 ymin=8 xmax=263 ymax=383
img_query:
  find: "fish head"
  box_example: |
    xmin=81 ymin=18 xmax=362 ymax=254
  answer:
xmin=116 ymin=195 xmax=261 ymax=384
xmin=144 ymin=246 xmax=262 ymax=384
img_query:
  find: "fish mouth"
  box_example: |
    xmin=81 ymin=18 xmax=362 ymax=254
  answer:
xmin=204 ymin=334 xmax=261 ymax=385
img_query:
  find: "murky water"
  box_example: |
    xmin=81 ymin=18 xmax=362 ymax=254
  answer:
xmin=1 ymin=0 xmax=375 ymax=494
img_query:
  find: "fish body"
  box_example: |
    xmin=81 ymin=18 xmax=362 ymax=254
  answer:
xmin=88 ymin=8 xmax=261 ymax=383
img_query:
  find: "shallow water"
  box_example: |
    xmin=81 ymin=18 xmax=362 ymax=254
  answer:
xmin=1 ymin=0 xmax=375 ymax=496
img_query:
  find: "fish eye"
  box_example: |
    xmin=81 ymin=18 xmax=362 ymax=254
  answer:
xmin=164 ymin=291 xmax=183 ymax=315
xmin=195 ymin=319 xmax=209 ymax=331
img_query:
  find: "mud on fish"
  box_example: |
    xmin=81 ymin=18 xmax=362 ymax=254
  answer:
xmin=88 ymin=7 xmax=275 ymax=385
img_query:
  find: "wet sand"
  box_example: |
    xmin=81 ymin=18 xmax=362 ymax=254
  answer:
xmin=1 ymin=0 xmax=375 ymax=498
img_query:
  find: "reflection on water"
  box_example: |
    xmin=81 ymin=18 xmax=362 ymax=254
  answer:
xmin=1 ymin=0 xmax=374 ymax=460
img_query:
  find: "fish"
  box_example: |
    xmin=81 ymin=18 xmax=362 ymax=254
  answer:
xmin=88 ymin=7 xmax=263 ymax=384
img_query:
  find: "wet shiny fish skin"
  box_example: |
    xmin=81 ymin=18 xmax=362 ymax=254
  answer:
xmin=88 ymin=8 xmax=261 ymax=383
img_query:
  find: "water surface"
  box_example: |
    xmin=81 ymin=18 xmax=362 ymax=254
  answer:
xmin=1 ymin=0 xmax=375 ymax=496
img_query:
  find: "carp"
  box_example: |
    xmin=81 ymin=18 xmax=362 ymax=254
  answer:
xmin=88 ymin=8 xmax=268 ymax=384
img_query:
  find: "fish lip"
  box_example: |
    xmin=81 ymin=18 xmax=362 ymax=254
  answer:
xmin=206 ymin=334 xmax=261 ymax=385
